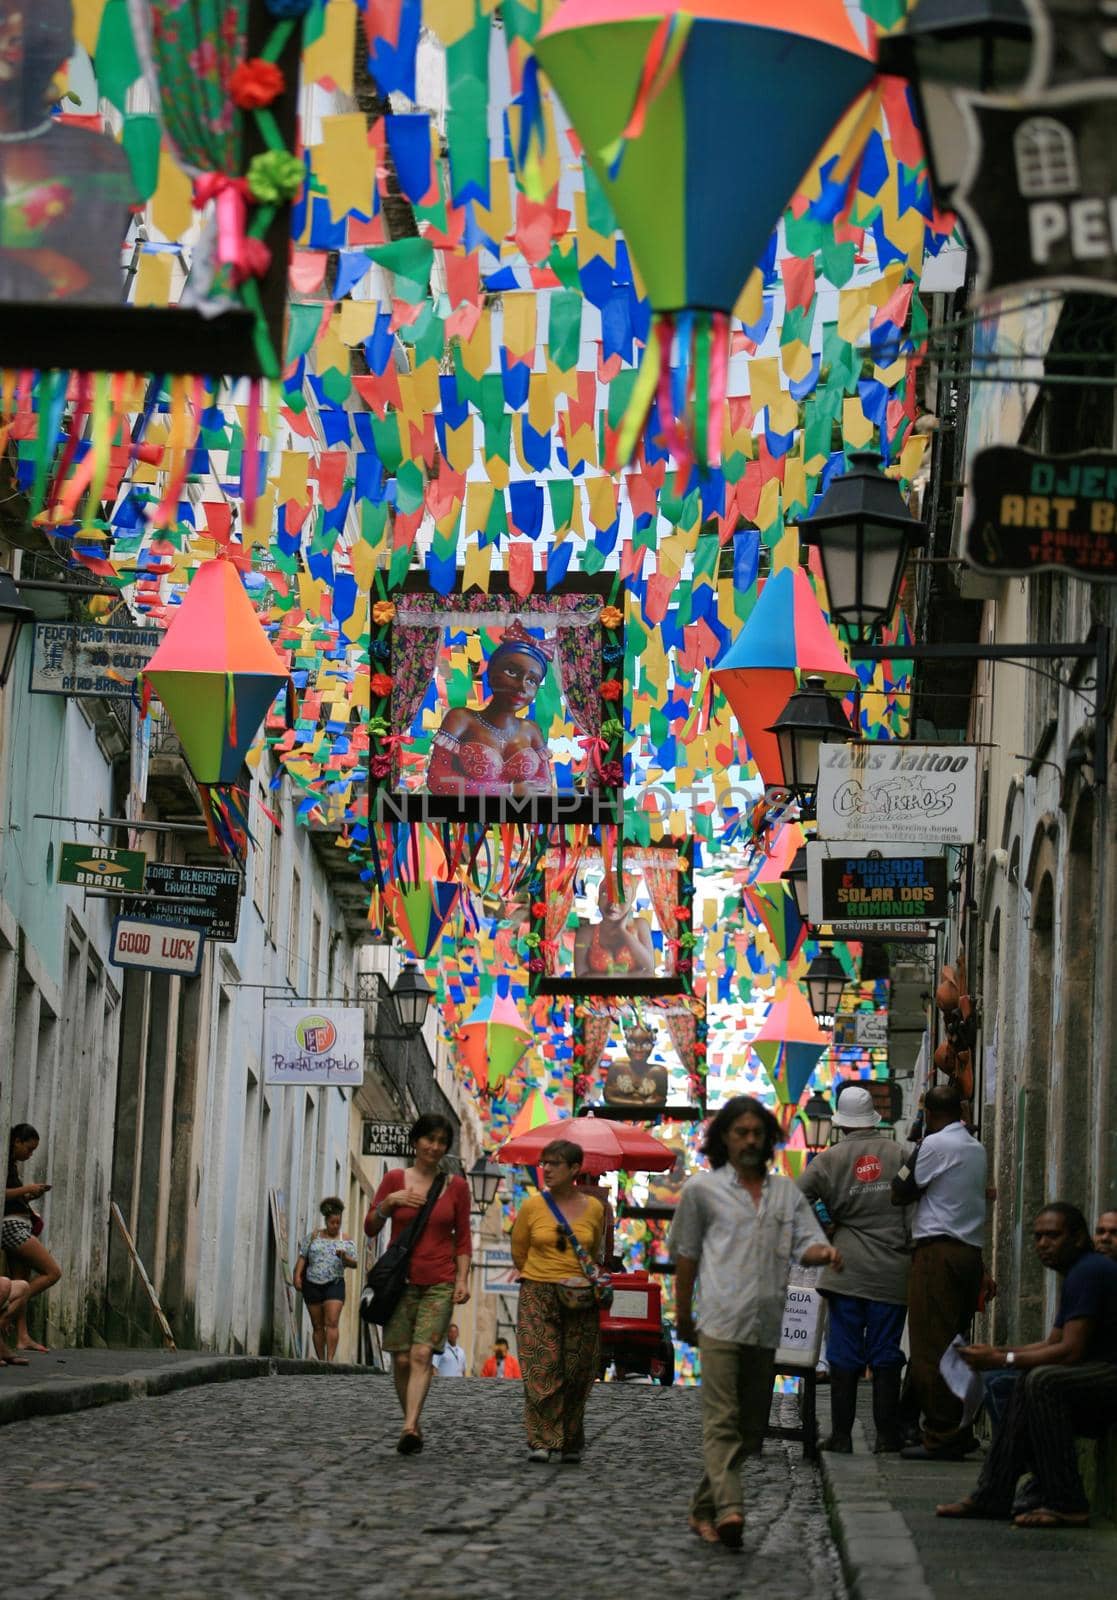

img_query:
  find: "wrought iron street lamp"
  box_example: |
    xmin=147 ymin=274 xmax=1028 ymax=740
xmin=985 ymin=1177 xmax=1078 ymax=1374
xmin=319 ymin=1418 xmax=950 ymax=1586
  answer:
xmin=875 ymin=0 xmax=1034 ymax=206
xmin=796 ymin=453 xmax=926 ymax=642
xmin=467 ymin=1154 xmax=504 ymax=1215
xmin=768 ymin=675 xmax=855 ymax=806
xmin=782 ymin=844 xmax=811 ymax=923
xmin=801 ymin=1091 xmax=834 ymax=1152
xmin=0 ymin=571 xmax=34 ymax=688
xmin=391 ymin=961 xmax=434 ymax=1036
xmin=805 ymin=950 xmax=847 ymax=1019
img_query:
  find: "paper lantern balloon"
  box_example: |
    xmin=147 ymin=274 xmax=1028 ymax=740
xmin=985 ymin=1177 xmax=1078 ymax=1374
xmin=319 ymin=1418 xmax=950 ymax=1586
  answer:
xmin=505 ymin=1087 xmax=555 ymax=1140
xmin=535 ymin=0 xmax=875 ymax=466
xmin=385 ymin=880 xmax=461 ymax=959
xmin=458 ymin=990 xmax=534 ymax=1097
xmin=711 ymin=566 xmax=856 ymax=787
xmin=141 ymin=558 xmax=289 ymax=853
xmin=750 ymin=982 xmax=830 ymax=1104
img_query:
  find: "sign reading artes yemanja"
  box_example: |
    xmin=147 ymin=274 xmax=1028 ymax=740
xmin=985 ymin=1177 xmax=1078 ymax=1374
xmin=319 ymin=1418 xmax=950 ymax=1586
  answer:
xmin=965 ymin=446 xmax=1117 ymax=580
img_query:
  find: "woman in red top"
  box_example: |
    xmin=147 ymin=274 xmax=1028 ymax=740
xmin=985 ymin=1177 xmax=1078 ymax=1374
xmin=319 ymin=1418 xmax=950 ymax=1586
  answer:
xmin=366 ymin=1114 xmax=472 ymax=1454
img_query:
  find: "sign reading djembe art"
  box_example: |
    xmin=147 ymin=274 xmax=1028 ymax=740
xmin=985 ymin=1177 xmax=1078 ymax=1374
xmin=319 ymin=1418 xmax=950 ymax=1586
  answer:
xmin=377 ymin=577 xmax=622 ymax=827
xmin=807 ymin=844 xmax=949 ymax=927
xmin=964 ymin=446 xmax=1117 ymax=580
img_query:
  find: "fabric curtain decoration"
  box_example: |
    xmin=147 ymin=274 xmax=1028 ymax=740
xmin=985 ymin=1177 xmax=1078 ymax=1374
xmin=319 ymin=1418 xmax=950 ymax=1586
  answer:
xmin=138 ymin=2 xmax=248 ymax=176
xmin=556 ymin=628 xmax=601 ymax=738
xmin=581 ymin=1013 xmax=612 ymax=1081
xmin=544 ymin=869 xmax=578 ymax=975
xmin=641 ymin=858 xmax=678 ymax=976
xmin=663 ymin=1011 xmax=695 ymax=1078
xmin=392 ymin=624 xmax=443 ymax=746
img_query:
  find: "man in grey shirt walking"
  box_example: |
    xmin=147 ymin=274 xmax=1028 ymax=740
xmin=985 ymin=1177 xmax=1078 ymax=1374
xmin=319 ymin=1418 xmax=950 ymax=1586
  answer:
xmin=798 ymin=1084 xmax=912 ymax=1453
xmin=669 ymin=1095 xmax=842 ymax=1551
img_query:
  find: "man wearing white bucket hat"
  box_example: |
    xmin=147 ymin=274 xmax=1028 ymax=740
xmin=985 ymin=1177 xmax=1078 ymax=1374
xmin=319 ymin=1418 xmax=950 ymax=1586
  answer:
xmin=798 ymin=1083 xmax=912 ymax=1454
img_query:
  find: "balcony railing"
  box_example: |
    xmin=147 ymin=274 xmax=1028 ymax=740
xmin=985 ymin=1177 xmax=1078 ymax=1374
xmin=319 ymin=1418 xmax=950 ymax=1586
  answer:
xmin=358 ymin=972 xmax=460 ymax=1139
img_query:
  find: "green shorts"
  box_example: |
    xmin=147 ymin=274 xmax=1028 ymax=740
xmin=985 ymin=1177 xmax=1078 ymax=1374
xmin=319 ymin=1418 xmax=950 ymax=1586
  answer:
xmin=382 ymin=1282 xmax=455 ymax=1354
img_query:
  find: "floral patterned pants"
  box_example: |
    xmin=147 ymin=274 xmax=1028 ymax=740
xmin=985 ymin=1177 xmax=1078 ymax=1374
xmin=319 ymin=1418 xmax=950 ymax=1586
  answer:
xmin=517 ymin=1280 xmax=600 ymax=1452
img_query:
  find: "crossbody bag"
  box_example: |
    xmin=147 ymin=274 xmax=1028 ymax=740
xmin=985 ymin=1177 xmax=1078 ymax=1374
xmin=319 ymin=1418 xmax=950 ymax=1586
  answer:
xmin=360 ymin=1173 xmax=447 ymax=1326
xmin=542 ymin=1190 xmax=613 ymax=1311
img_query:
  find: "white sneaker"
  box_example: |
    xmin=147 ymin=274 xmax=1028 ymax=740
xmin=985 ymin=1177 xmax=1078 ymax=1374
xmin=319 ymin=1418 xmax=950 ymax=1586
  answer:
xmin=527 ymin=1447 xmax=551 ymax=1463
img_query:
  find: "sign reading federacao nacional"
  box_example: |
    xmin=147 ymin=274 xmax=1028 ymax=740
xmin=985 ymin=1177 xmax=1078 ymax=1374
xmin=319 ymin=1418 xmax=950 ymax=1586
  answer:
xmin=264 ymin=1006 xmax=365 ymax=1087
xmin=30 ymin=623 xmax=161 ymax=698
xmin=965 ymin=447 xmax=1117 ymax=581
xmin=816 ymin=744 xmax=977 ymax=847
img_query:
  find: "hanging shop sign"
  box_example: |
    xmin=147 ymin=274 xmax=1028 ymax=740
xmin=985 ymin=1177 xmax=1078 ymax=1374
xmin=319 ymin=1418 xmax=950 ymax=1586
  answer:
xmin=964 ymin=446 xmax=1117 ymax=580
xmin=481 ymin=1247 xmax=521 ymax=1297
xmin=132 ymin=862 xmax=243 ymax=943
xmin=816 ymin=744 xmax=977 ymax=846
xmin=775 ymin=1285 xmax=824 ymax=1369
xmin=807 ymin=844 xmax=949 ymax=927
xmin=833 ymin=1011 xmax=889 ymax=1050
xmin=58 ymin=843 xmax=146 ymax=892
xmin=110 ymin=917 xmax=205 ymax=976
xmin=361 ymin=1121 xmax=414 ymax=1159
xmin=956 ymin=86 xmax=1117 ymax=301
xmin=264 ymin=1005 xmax=364 ymax=1086
xmin=30 ymin=623 xmax=162 ymax=699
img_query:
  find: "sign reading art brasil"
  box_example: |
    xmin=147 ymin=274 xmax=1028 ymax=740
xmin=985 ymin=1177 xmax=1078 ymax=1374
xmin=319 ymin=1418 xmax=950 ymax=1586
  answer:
xmin=965 ymin=446 xmax=1117 ymax=580
xmin=58 ymin=843 xmax=146 ymax=891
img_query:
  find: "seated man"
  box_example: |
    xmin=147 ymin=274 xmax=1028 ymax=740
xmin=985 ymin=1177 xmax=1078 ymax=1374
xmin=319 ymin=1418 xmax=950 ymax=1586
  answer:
xmin=1095 ymin=1209 xmax=1117 ymax=1260
xmin=937 ymin=1202 xmax=1117 ymax=1529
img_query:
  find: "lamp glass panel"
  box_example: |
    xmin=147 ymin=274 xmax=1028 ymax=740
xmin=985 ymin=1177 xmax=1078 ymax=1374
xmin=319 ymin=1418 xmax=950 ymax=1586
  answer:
xmin=0 ymin=615 xmax=20 ymax=685
xmin=913 ymin=31 xmax=1032 ymax=92
xmin=918 ymin=80 xmax=974 ymax=195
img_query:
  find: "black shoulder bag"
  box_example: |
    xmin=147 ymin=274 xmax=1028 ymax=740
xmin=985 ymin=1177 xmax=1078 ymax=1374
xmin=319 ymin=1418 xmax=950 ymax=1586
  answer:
xmin=360 ymin=1173 xmax=447 ymax=1326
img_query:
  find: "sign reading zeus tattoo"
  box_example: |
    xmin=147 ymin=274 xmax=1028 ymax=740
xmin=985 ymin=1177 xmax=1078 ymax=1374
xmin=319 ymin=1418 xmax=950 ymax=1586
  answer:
xmin=964 ymin=447 xmax=1117 ymax=580
xmin=807 ymin=844 xmax=949 ymax=927
xmin=816 ymin=744 xmax=977 ymax=846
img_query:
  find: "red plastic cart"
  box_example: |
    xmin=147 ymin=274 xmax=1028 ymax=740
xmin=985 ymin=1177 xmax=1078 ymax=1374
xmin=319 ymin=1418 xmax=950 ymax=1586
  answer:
xmin=598 ymin=1270 xmax=675 ymax=1385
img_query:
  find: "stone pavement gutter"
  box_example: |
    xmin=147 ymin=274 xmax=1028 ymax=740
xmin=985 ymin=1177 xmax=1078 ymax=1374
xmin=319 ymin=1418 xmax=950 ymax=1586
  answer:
xmin=820 ymin=1415 xmax=1117 ymax=1600
xmin=0 ymin=1348 xmax=381 ymax=1427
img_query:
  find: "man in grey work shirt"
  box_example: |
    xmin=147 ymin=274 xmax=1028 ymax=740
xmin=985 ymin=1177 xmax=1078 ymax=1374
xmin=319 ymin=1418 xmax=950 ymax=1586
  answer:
xmin=669 ymin=1095 xmax=842 ymax=1550
xmin=798 ymin=1084 xmax=911 ymax=1454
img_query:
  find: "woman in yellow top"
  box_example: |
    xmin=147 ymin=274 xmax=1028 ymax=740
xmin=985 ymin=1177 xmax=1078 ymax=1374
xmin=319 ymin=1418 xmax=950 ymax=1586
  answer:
xmin=511 ymin=1139 xmax=605 ymax=1464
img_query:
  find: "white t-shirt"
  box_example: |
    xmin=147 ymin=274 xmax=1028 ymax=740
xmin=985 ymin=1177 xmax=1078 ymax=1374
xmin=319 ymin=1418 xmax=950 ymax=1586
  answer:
xmin=434 ymin=1342 xmax=468 ymax=1377
xmin=912 ymin=1121 xmax=987 ymax=1249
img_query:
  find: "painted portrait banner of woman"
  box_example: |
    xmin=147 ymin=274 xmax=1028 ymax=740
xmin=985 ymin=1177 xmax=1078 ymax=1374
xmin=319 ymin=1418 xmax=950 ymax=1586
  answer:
xmin=572 ymin=997 xmax=707 ymax=1121
xmin=535 ymin=841 xmax=694 ymax=997
xmin=0 ymin=0 xmax=297 ymax=375
xmin=383 ymin=578 xmax=622 ymax=826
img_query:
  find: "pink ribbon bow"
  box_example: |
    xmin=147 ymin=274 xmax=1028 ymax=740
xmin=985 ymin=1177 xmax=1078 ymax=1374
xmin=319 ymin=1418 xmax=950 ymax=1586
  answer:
xmin=192 ymin=175 xmax=271 ymax=285
xmin=577 ymin=734 xmax=610 ymax=778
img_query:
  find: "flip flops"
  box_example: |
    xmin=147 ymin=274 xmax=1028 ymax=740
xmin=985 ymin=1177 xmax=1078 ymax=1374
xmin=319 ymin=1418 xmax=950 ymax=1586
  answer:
xmin=397 ymin=1430 xmax=423 ymax=1455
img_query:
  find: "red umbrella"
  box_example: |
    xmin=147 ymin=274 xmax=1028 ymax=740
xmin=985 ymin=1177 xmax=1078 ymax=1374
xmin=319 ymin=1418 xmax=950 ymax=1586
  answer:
xmin=494 ymin=1115 xmax=676 ymax=1175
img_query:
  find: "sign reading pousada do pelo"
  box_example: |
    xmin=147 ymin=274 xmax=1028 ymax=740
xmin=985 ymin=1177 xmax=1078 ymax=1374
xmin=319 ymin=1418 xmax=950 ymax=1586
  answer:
xmin=816 ymin=744 xmax=977 ymax=846
xmin=264 ymin=1006 xmax=365 ymax=1086
xmin=965 ymin=446 xmax=1117 ymax=581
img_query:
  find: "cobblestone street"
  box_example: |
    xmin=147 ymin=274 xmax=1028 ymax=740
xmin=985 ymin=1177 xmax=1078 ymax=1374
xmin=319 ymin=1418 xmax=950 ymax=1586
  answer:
xmin=6 ymin=1376 xmax=844 ymax=1600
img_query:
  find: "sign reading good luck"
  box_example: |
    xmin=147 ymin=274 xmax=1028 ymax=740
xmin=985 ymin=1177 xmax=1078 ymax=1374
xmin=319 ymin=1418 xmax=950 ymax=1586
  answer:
xmin=965 ymin=446 xmax=1117 ymax=580
xmin=816 ymin=744 xmax=977 ymax=846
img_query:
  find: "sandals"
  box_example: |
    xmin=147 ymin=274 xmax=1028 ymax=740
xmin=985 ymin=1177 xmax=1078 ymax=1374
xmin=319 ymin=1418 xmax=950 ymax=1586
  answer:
xmin=397 ymin=1430 xmax=423 ymax=1456
xmin=688 ymin=1516 xmax=720 ymax=1545
xmin=715 ymin=1513 xmax=745 ymax=1550
xmin=1013 ymin=1507 xmax=1089 ymax=1530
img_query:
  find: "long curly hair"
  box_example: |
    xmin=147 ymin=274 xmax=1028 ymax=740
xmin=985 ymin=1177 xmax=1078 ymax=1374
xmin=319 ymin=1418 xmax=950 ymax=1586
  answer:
xmin=702 ymin=1096 xmax=783 ymax=1170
